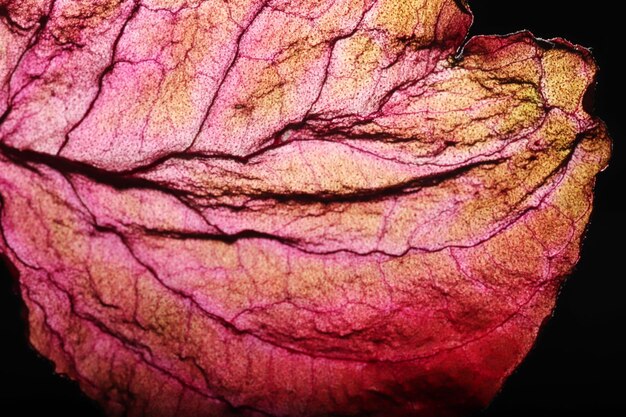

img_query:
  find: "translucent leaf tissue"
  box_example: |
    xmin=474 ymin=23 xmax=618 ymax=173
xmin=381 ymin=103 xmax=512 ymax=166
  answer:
xmin=0 ymin=1 xmax=610 ymax=416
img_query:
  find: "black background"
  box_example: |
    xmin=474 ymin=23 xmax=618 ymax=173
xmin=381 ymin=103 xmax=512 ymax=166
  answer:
xmin=0 ymin=1 xmax=623 ymax=416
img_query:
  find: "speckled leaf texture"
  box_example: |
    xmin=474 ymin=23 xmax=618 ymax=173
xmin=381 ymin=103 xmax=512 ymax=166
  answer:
xmin=0 ymin=0 xmax=611 ymax=416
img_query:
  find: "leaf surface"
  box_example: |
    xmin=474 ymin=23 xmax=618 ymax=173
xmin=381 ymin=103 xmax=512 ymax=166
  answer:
xmin=0 ymin=1 xmax=610 ymax=416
